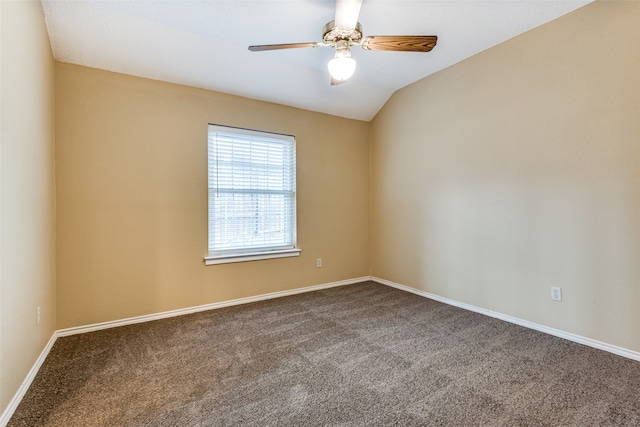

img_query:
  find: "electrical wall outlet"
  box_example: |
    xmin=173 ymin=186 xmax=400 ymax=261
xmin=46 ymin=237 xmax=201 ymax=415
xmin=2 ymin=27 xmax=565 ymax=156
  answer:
xmin=316 ymin=258 xmax=322 ymax=268
xmin=36 ymin=306 xmax=41 ymax=325
xmin=551 ymin=287 xmax=562 ymax=302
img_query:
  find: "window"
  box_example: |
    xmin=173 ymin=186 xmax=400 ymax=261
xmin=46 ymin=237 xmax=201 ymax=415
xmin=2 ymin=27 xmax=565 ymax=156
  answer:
xmin=204 ymin=124 xmax=299 ymax=265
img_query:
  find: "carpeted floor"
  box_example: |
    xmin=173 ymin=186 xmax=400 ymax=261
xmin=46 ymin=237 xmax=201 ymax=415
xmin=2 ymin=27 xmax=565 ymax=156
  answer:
xmin=8 ymin=281 xmax=640 ymax=426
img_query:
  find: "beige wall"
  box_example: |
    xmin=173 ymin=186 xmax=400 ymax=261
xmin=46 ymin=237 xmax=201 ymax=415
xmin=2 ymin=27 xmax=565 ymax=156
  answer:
xmin=56 ymin=63 xmax=370 ymax=329
xmin=0 ymin=0 xmax=57 ymax=415
xmin=371 ymin=0 xmax=640 ymax=352
xmin=3 ymin=0 xmax=638 ymax=416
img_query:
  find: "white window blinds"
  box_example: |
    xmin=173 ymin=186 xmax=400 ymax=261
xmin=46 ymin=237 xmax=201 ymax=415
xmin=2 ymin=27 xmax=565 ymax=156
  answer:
xmin=207 ymin=125 xmax=296 ymax=257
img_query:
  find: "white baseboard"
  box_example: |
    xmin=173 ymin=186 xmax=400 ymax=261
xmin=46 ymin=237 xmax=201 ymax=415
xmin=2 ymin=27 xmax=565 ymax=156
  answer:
xmin=0 ymin=333 xmax=58 ymax=427
xmin=0 ymin=276 xmax=370 ymax=426
xmin=57 ymin=276 xmax=372 ymax=337
xmin=7 ymin=275 xmax=636 ymax=426
xmin=372 ymin=276 xmax=640 ymax=362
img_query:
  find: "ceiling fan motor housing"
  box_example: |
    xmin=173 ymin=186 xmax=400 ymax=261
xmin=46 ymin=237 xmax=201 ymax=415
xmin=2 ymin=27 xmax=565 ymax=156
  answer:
xmin=322 ymin=20 xmax=363 ymax=47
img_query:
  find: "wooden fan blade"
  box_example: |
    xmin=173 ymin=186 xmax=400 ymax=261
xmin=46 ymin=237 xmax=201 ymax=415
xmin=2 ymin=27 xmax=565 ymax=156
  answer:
xmin=335 ymin=0 xmax=363 ymax=31
xmin=361 ymin=36 xmax=438 ymax=52
xmin=248 ymin=42 xmax=322 ymax=52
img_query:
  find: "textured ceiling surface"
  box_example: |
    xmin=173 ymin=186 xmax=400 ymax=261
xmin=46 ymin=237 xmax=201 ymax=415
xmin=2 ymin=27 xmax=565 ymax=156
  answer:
xmin=41 ymin=0 xmax=593 ymax=121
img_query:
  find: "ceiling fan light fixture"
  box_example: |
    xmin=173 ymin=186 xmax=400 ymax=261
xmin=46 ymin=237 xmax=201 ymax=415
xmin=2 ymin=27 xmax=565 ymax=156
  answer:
xmin=248 ymin=0 xmax=438 ymax=85
xmin=328 ymin=50 xmax=356 ymax=82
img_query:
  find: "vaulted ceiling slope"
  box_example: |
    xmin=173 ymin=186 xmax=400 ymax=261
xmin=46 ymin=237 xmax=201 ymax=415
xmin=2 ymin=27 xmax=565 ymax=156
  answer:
xmin=41 ymin=0 xmax=593 ymax=121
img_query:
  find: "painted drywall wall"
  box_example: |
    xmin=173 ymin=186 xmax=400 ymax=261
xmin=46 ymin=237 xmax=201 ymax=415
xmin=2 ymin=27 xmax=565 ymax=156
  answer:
xmin=56 ymin=63 xmax=370 ymax=328
xmin=371 ymin=1 xmax=640 ymax=352
xmin=0 ymin=0 xmax=57 ymax=415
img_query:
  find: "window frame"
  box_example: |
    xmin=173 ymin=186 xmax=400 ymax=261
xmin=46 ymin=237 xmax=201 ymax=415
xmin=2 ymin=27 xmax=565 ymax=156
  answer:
xmin=204 ymin=124 xmax=300 ymax=265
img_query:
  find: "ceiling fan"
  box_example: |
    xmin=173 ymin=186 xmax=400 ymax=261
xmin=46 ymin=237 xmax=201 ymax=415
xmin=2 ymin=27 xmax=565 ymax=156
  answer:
xmin=248 ymin=0 xmax=438 ymax=85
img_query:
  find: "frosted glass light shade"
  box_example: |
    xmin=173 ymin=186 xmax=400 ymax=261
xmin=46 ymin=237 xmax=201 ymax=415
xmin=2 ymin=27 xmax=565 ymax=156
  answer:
xmin=328 ymin=56 xmax=356 ymax=81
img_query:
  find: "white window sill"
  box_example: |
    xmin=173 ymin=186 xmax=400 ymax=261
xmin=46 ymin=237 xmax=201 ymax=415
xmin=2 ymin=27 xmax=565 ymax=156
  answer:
xmin=204 ymin=248 xmax=301 ymax=265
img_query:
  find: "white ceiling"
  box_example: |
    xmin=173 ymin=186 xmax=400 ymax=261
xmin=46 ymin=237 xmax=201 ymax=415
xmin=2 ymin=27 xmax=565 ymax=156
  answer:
xmin=41 ymin=0 xmax=593 ymax=122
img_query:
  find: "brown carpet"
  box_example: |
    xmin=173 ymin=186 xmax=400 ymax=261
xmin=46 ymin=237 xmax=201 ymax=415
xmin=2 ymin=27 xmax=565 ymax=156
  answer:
xmin=8 ymin=281 xmax=640 ymax=426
